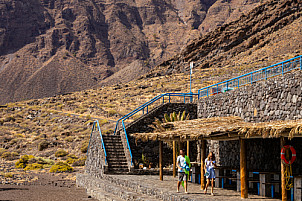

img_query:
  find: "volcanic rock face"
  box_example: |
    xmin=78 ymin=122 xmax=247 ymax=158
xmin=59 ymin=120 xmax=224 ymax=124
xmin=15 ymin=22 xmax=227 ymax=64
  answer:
xmin=151 ymin=0 xmax=302 ymax=76
xmin=0 ymin=0 xmax=264 ymax=104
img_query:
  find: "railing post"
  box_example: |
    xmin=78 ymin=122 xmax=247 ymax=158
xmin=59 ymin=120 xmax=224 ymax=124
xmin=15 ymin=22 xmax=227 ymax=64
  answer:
xmin=143 ymin=108 xmax=144 ymax=115
xmin=217 ymin=84 xmax=219 ymax=94
xmin=226 ymin=82 xmax=229 ymax=91
xmin=282 ymin=63 xmax=284 ymax=75
xmin=184 ymin=96 xmax=186 ymax=103
xmin=300 ymin=56 xmax=302 ymax=70
xmin=251 ymin=73 xmax=253 ymax=84
xmin=146 ymin=106 xmax=148 ymax=114
xmin=238 ymin=78 xmax=240 ymax=88
xmin=169 ymin=94 xmax=171 ymax=103
xmin=207 ymin=88 xmax=209 ymax=97
xmin=163 ymin=96 xmax=164 ymax=104
xmin=265 ymin=69 xmax=267 ymax=80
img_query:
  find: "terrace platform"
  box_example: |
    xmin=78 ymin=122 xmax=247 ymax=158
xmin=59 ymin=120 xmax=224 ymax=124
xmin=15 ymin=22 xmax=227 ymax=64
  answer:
xmin=77 ymin=173 xmax=280 ymax=200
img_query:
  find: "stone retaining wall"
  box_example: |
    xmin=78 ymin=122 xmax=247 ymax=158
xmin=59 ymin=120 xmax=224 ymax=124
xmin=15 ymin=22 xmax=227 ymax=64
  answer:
xmin=198 ymin=70 xmax=302 ymax=122
xmin=198 ymin=70 xmax=302 ymax=173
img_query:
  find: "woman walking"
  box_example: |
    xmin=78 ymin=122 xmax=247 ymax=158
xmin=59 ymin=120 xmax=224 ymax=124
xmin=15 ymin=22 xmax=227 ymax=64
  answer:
xmin=204 ymin=152 xmax=216 ymax=195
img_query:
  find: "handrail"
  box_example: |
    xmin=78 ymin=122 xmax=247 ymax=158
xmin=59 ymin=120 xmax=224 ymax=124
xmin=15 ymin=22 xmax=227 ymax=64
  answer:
xmin=122 ymin=120 xmax=133 ymax=166
xmin=198 ymin=55 xmax=302 ymax=98
xmin=114 ymin=92 xmax=198 ymax=135
xmin=87 ymin=120 xmax=107 ymax=165
xmin=113 ymin=92 xmax=198 ymax=167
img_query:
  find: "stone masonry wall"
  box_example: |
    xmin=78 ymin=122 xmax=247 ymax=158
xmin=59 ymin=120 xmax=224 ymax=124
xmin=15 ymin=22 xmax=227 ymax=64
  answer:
xmin=198 ymin=70 xmax=302 ymax=122
xmin=198 ymin=70 xmax=302 ymax=173
xmin=125 ymin=103 xmax=197 ymax=168
xmin=85 ymin=130 xmax=106 ymax=178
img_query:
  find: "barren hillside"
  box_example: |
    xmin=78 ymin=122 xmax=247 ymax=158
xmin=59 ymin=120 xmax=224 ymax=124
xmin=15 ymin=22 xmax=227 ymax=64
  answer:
xmin=0 ymin=0 xmax=265 ymax=104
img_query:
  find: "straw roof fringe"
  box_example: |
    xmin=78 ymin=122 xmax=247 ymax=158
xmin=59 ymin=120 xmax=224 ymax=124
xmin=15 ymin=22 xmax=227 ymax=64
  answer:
xmin=131 ymin=116 xmax=302 ymax=142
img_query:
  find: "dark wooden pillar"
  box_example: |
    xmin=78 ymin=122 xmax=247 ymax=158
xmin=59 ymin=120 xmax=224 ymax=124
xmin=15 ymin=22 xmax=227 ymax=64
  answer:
xmin=240 ymin=138 xmax=248 ymax=198
xmin=281 ymin=137 xmax=287 ymax=201
xmin=173 ymin=141 xmax=176 ymax=177
xmin=159 ymin=140 xmax=163 ymax=181
xmin=201 ymin=139 xmax=206 ymax=190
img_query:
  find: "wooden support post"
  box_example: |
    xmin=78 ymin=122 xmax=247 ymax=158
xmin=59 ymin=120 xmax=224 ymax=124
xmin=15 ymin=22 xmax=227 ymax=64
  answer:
xmin=200 ymin=139 xmax=206 ymax=190
xmin=159 ymin=141 xmax=163 ymax=181
xmin=281 ymin=137 xmax=287 ymax=201
xmin=240 ymin=138 xmax=248 ymax=198
xmin=187 ymin=141 xmax=190 ymax=158
xmin=173 ymin=141 xmax=176 ymax=177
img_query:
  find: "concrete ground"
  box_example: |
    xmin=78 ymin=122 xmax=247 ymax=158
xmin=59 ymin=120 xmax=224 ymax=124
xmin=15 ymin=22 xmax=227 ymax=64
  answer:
xmin=109 ymin=174 xmax=281 ymax=200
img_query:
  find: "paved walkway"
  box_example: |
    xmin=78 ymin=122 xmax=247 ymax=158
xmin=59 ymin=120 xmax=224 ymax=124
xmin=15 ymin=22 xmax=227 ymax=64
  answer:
xmin=110 ymin=174 xmax=280 ymax=200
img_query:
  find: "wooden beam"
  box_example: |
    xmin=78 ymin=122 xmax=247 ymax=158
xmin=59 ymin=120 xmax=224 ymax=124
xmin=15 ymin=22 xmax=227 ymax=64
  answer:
xmin=173 ymin=141 xmax=176 ymax=178
xmin=200 ymin=139 xmax=206 ymax=190
xmin=281 ymin=137 xmax=287 ymax=201
xmin=240 ymin=138 xmax=248 ymax=198
xmin=159 ymin=141 xmax=163 ymax=181
xmin=187 ymin=141 xmax=190 ymax=158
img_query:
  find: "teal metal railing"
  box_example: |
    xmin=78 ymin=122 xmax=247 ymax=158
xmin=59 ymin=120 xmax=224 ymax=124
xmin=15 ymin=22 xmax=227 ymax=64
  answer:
xmin=198 ymin=55 xmax=302 ymax=98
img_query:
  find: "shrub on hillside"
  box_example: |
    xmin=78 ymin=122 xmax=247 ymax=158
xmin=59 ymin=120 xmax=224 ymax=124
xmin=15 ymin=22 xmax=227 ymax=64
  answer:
xmin=24 ymin=163 xmax=44 ymax=171
xmin=15 ymin=155 xmax=34 ymax=168
xmin=1 ymin=151 xmax=19 ymax=161
xmin=38 ymin=140 xmax=49 ymax=151
xmin=50 ymin=162 xmax=73 ymax=173
xmin=80 ymin=141 xmax=89 ymax=153
xmin=55 ymin=149 xmax=68 ymax=157
xmin=72 ymin=157 xmax=86 ymax=167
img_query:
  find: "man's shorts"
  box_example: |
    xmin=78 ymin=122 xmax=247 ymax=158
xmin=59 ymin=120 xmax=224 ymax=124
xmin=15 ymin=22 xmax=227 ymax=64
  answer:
xmin=178 ymin=172 xmax=187 ymax=181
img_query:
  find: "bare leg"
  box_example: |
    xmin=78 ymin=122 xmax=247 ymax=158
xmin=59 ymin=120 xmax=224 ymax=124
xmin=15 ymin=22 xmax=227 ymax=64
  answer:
xmin=177 ymin=181 xmax=181 ymax=192
xmin=204 ymin=179 xmax=210 ymax=194
xmin=185 ymin=181 xmax=187 ymax=193
xmin=211 ymin=178 xmax=214 ymax=195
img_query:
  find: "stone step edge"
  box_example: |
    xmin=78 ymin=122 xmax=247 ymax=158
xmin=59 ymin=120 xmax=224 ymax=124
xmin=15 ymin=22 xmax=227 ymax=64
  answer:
xmin=77 ymin=174 xmax=162 ymax=201
xmin=87 ymin=188 xmax=124 ymax=201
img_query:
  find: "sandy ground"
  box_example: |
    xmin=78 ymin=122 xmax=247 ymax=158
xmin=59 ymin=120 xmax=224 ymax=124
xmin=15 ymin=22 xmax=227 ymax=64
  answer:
xmin=0 ymin=160 xmax=97 ymax=201
xmin=0 ymin=184 xmax=97 ymax=201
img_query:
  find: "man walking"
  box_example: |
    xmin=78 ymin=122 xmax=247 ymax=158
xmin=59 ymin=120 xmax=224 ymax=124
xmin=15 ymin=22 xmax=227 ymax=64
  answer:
xmin=177 ymin=149 xmax=188 ymax=193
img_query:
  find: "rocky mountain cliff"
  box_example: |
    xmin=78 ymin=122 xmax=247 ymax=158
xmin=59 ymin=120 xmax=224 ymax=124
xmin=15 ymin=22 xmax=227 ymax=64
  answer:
xmin=149 ymin=0 xmax=302 ymax=76
xmin=0 ymin=0 xmax=264 ymax=104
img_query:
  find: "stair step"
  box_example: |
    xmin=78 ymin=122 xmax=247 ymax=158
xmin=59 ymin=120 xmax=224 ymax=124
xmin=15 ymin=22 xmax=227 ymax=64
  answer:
xmin=106 ymin=149 xmax=124 ymax=152
xmin=107 ymin=152 xmax=126 ymax=156
xmin=108 ymin=164 xmax=128 ymax=168
xmin=105 ymin=146 xmax=123 ymax=149
xmin=107 ymin=158 xmax=127 ymax=162
xmin=109 ymin=162 xmax=128 ymax=165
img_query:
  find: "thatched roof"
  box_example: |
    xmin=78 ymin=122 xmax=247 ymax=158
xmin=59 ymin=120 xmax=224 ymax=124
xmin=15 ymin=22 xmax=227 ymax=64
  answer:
xmin=131 ymin=116 xmax=302 ymax=142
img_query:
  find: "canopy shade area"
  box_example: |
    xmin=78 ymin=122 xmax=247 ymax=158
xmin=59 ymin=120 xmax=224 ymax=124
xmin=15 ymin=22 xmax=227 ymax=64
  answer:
xmin=131 ymin=116 xmax=302 ymax=142
xmin=130 ymin=116 xmax=302 ymax=200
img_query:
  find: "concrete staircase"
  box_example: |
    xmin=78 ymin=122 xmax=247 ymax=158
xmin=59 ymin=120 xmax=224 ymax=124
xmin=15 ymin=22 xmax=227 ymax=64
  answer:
xmin=102 ymin=135 xmax=129 ymax=174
